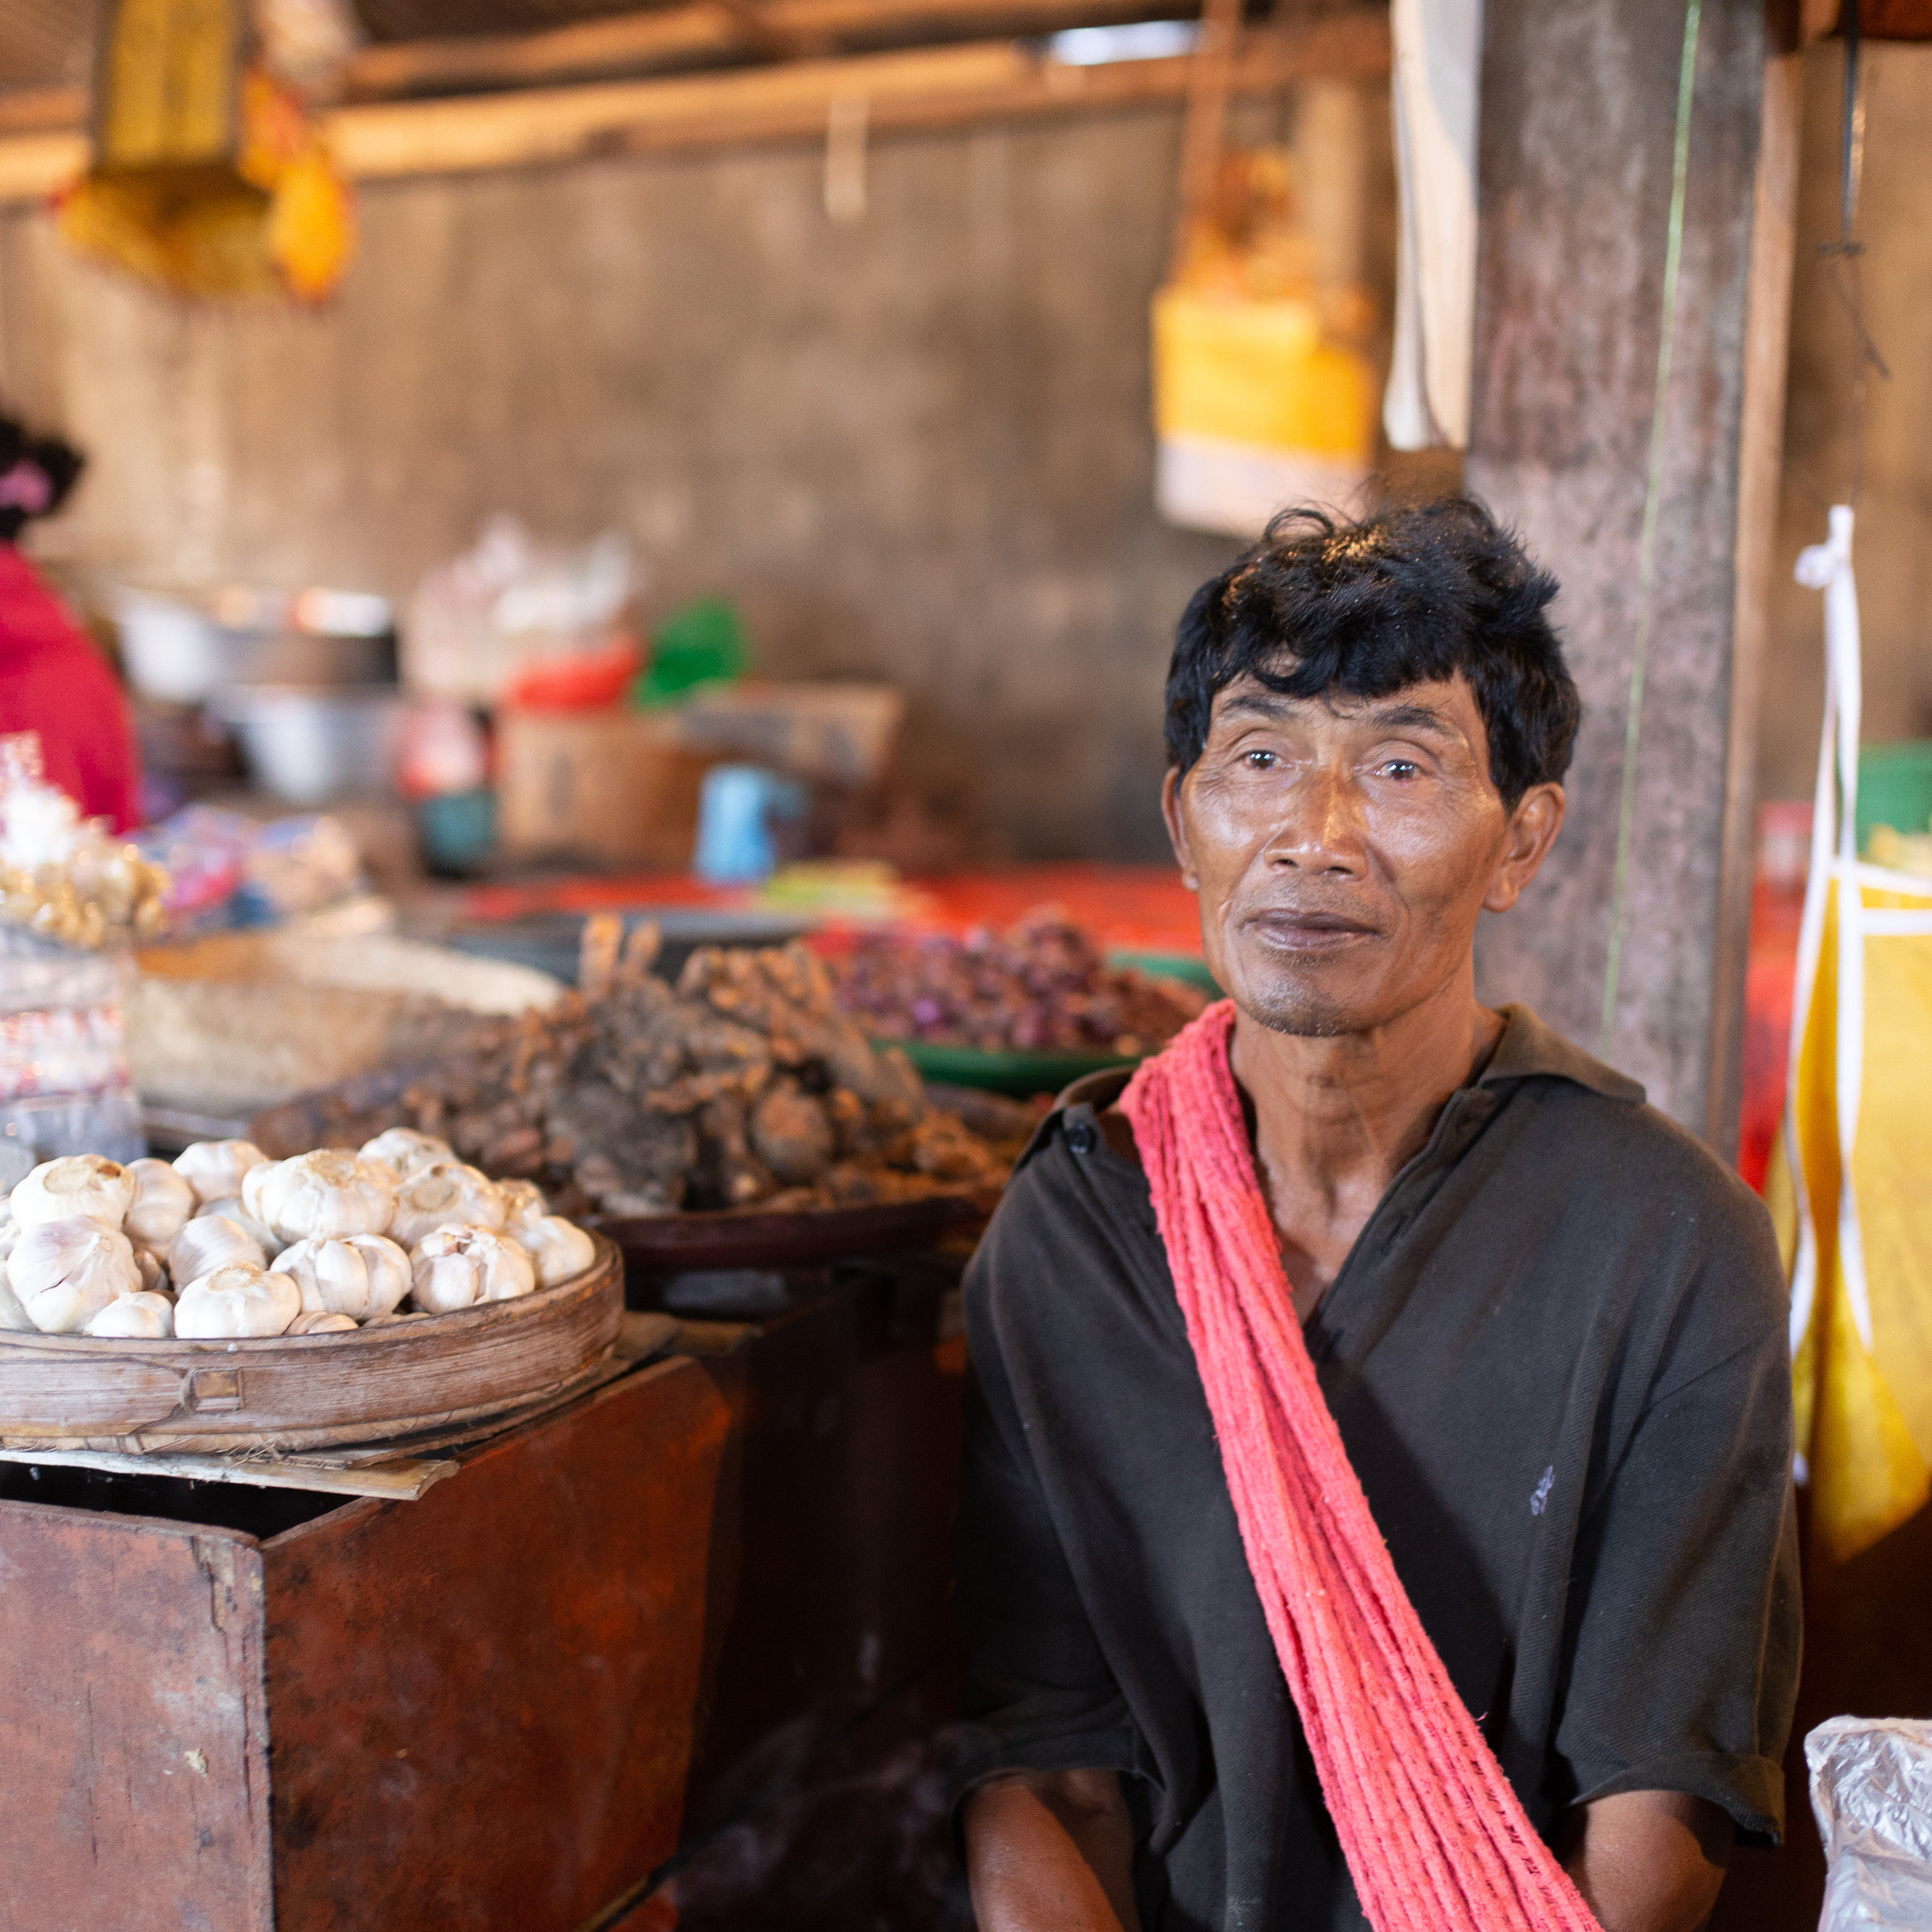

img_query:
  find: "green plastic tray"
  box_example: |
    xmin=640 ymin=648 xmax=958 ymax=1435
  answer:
xmin=1105 ymin=948 xmax=1222 ymax=995
xmin=886 ymin=1039 xmax=1140 ymax=1097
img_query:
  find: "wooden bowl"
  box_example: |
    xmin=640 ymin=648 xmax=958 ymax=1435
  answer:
xmin=0 ymin=1233 xmax=624 ymax=1455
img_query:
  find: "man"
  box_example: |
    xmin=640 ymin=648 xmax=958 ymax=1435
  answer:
xmin=954 ymin=501 xmax=1798 ymax=1932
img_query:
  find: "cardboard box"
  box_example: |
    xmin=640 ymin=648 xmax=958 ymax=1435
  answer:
xmin=495 ymin=709 xmax=714 ymax=868
xmin=672 ymin=681 xmax=904 ymax=788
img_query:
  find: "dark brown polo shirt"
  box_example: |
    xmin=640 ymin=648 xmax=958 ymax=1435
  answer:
xmin=953 ymin=1005 xmax=1800 ymax=1932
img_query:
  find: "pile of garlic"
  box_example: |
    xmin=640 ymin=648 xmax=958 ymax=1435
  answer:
xmin=0 ymin=1134 xmax=597 ymax=1341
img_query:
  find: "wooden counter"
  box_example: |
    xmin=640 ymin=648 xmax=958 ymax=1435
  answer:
xmin=0 ymin=1355 xmax=729 ymax=1932
xmin=0 ymin=1254 xmax=973 ymax=1930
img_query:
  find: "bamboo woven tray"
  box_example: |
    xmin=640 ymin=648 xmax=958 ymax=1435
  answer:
xmin=0 ymin=1233 xmax=624 ymax=1454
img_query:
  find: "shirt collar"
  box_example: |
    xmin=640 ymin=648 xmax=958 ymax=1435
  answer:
xmin=1478 ymin=1002 xmax=1645 ymax=1104
xmin=1053 ymin=1002 xmax=1644 ymax=1121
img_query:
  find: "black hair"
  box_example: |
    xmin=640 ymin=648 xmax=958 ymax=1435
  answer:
xmin=0 ymin=412 xmax=85 ymax=545
xmin=1164 ymin=497 xmax=1579 ymax=808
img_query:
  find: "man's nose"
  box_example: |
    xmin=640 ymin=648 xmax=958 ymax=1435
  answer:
xmin=1264 ymin=764 xmax=1365 ymax=875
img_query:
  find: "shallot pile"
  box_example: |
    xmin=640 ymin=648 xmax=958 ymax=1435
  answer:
xmin=834 ymin=909 xmax=1205 ymax=1056
xmin=0 ymin=1140 xmax=597 ymax=1341
xmin=301 ymin=927 xmax=1018 ymax=1217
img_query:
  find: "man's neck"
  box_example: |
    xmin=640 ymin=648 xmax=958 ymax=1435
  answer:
xmin=1228 ymin=971 xmax=1503 ymax=1309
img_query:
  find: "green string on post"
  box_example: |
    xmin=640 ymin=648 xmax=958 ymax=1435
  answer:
xmin=1598 ymin=0 xmax=1703 ymax=1064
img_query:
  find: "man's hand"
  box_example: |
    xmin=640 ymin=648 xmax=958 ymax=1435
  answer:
xmin=1563 ymin=1790 xmax=1732 ymax=1932
xmin=964 ymin=1768 xmax=1143 ymax=1932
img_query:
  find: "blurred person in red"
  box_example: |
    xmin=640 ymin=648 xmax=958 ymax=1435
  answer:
xmin=0 ymin=412 xmax=141 ymax=832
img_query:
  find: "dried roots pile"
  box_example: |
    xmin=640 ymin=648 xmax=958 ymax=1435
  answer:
xmin=377 ymin=925 xmax=1015 ymax=1217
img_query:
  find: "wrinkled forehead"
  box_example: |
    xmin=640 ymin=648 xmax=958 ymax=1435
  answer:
xmin=1207 ymin=667 xmax=1481 ymax=734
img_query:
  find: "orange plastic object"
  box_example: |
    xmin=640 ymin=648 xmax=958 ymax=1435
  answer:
xmin=460 ymin=864 xmax=1205 ymax=958
xmin=55 ymin=69 xmax=354 ymax=302
xmin=502 ymin=641 xmax=645 ymax=713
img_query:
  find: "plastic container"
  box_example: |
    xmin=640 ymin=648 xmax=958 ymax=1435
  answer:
xmin=693 ymin=765 xmax=807 ymax=885
xmin=216 ymin=686 xmax=404 ymax=804
xmin=0 ymin=928 xmax=143 ymax=1168
xmin=116 ymin=587 xmax=395 ymax=703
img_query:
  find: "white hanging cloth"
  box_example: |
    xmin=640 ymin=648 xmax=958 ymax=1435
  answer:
xmin=1384 ymin=0 xmax=1482 ymax=451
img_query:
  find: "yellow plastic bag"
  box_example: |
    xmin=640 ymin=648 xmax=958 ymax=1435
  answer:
xmin=1151 ymin=150 xmax=1376 ymax=539
xmin=1770 ymin=508 xmax=1932 ymax=1562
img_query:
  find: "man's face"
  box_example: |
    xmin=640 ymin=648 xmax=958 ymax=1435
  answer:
xmin=1162 ymin=670 xmax=1563 ymax=1036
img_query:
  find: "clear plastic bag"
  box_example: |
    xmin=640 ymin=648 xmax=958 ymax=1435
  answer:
xmin=1810 ymin=1716 xmax=1932 ymax=1930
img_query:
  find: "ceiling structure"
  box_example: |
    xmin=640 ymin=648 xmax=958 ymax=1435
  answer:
xmin=0 ymin=0 xmax=1364 ymax=202
xmin=0 ymin=0 xmax=92 ymax=93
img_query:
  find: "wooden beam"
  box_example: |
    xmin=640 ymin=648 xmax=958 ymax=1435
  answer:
xmin=0 ymin=12 xmax=1387 ymax=202
xmin=342 ymin=0 xmax=1213 ymax=98
xmin=328 ymin=18 xmax=1389 ymax=181
xmin=1468 ymin=0 xmax=1776 ymax=1132
xmin=715 ymin=0 xmax=825 ymax=59
xmin=1170 ymin=0 xmax=1243 ymax=275
xmin=0 ymin=129 xmax=82 ymax=201
xmin=1799 ymin=0 xmax=1839 ymax=42
xmin=0 ymin=85 xmax=85 ymax=135
xmin=1706 ymin=46 xmax=1804 ymax=1155
xmin=0 ymin=1443 xmax=461 ymax=1501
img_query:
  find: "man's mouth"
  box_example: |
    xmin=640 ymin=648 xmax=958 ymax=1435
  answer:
xmin=1243 ymin=909 xmax=1381 ymax=954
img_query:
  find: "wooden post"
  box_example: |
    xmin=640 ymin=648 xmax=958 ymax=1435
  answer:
xmin=1706 ymin=40 xmax=1804 ymax=1151
xmin=1465 ymin=0 xmax=1789 ymax=1135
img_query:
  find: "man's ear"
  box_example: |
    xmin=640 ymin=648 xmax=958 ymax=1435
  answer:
xmin=1162 ymin=767 xmax=1199 ymax=889
xmin=1484 ymin=782 xmax=1565 ymax=914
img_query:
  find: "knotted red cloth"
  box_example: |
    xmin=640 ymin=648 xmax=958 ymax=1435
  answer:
xmin=1120 ymin=1001 xmax=1601 ymax=1932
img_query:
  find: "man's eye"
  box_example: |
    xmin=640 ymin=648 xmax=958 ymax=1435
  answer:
xmin=1243 ymin=750 xmax=1277 ymax=770
xmin=1381 ymin=758 xmax=1421 ymax=780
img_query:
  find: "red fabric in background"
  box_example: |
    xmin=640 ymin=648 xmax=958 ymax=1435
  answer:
xmin=0 ymin=547 xmax=141 ymax=832
xmin=1738 ymin=879 xmax=1804 ymax=1194
xmin=462 ymin=863 xmax=1207 ymax=956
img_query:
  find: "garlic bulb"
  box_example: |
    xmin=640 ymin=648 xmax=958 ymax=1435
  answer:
xmin=196 ymin=1194 xmax=284 ymax=1258
xmin=9 ymin=1216 xmax=143 ymax=1333
xmin=497 ymin=1179 xmax=549 ymax=1240
xmin=12 ymin=1155 xmax=134 ymax=1232
xmin=0 ymin=1203 xmax=17 ymax=1268
xmin=0 ymin=1269 xmax=32 ymax=1332
xmin=124 ymin=1158 xmax=196 ymax=1254
xmin=134 ymin=1247 xmax=170 ymax=1297
xmin=175 ymin=1263 xmax=301 ymax=1339
xmin=173 ymin=1139 xmax=269 ymax=1206
xmin=410 ymin=1226 xmax=536 ymax=1315
xmin=389 ymin=1160 xmax=505 ymax=1249
xmin=287 ymin=1310 xmax=357 ymax=1335
xmin=278 ymin=1234 xmax=411 ymax=1322
xmin=359 ymin=1128 xmax=454 ymax=1180
xmin=243 ymin=1151 xmax=396 ymax=1243
xmin=84 ymin=1291 xmax=175 ymax=1339
xmin=169 ymin=1215 xmax=267 ymax=1285
xmin=517 ymin=1215 xmax=596 ymax=1288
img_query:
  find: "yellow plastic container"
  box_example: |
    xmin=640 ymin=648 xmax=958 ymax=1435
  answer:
xmin=1151 ymin=287 xmax=1376 ymax=459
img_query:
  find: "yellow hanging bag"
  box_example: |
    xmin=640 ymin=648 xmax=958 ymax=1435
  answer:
xmin=1770 ymin=507 xmax=1932 ymax=1563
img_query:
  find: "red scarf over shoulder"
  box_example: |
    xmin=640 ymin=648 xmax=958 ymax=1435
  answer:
xmin=1120 ymin=1001 xmax=1600 ymax=1932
